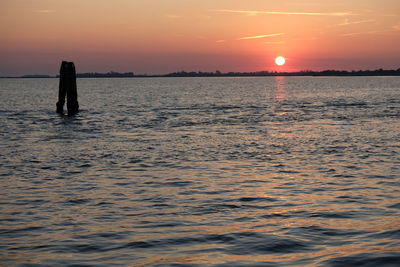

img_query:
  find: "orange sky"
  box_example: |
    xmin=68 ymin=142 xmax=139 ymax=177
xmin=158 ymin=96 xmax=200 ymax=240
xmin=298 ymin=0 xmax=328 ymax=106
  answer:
xmin=1 ymin=0 xmax=399 ymax=75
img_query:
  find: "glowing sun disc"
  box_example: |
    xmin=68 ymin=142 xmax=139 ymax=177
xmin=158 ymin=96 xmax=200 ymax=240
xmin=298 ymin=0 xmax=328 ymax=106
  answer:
xmin=275 ymin=56 xmax=286 ymax=66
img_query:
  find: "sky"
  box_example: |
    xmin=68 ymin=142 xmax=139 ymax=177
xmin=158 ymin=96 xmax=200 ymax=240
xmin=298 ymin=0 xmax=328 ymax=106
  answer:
xmin=1 ymin=0 xmax=399 ymax=75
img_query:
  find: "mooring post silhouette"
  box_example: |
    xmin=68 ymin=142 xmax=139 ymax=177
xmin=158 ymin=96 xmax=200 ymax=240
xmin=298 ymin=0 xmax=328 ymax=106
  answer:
xmin=56 ymin=61 xmax=79 ymax=115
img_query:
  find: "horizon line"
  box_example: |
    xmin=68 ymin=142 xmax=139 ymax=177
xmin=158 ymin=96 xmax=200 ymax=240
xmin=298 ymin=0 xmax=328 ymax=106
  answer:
xmin=2 ymin=68 xmax=400 ymax=78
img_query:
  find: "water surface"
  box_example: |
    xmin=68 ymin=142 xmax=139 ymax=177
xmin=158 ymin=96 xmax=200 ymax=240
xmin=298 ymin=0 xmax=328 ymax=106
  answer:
xmin=1 ymin=77 xmax=399 ymax=266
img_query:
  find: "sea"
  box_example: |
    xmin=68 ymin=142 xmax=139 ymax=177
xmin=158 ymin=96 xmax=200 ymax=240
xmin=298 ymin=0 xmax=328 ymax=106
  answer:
xmin=0 ymin=76 xmax=399 ymax=266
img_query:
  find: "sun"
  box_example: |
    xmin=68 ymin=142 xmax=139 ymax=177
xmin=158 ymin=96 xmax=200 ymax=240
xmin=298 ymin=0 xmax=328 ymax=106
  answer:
xmin=275 ymin=56 xmax=286 ymax=66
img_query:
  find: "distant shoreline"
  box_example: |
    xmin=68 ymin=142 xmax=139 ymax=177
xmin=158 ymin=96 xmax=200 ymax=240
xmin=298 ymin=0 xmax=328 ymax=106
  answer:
xmin=1 ymin=69 xmax=400 ymax=78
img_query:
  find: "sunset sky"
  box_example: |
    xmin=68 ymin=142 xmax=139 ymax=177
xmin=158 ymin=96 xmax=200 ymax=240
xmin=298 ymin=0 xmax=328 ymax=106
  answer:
xmin=1 ymin=0 xmax=399 ymax=76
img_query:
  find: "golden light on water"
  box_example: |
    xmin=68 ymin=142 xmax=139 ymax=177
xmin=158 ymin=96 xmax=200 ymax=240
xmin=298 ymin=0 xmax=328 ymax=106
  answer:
xmin=275 ymin=56 xmax=286 ymax=66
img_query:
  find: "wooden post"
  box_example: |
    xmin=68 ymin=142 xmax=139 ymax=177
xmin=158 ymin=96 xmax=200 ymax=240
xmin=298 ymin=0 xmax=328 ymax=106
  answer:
xmin=56 ymin=61 xmax=79 ymax=115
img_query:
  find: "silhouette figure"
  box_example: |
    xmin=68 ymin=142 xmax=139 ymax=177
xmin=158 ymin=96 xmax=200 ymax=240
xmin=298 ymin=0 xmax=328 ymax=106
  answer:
xmin=56 ymin=61 xmax=79 ymax=115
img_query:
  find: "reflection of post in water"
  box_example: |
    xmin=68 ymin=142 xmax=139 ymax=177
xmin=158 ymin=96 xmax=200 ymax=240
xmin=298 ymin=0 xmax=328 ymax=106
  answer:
xmin=274 ymin=76 xmax=287 ymax=103
xmin=56 ymin=61 xmax=79 ymax=116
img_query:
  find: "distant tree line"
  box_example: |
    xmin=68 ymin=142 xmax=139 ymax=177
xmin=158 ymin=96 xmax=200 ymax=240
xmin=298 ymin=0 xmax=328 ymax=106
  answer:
xmin=73 ymin=69 xmax=400 ymax=77
xmin=163 ymin=69 xmax=400 ymax=77
xmin=21 ymin=74 xmax=52 ymax=78
xmin=75 ymin=71 xmax=134 ymax=78
xmin=4 ymin=68 xmax=400 ymax=78
xmin=297 ymin=69 xmax=400 ymax=77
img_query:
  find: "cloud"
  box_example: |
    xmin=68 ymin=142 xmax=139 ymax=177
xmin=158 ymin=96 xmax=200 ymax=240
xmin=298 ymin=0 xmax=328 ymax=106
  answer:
xmin=239 ymin=33 xmax=285 ymax=40
xmin=337 ymin=19 xmax=374 ymax=26
xmin=34 ymin=9 xmax=56 ymax=13
xmin=341 ymin=31 xmax=375 ymax=37
xmin=216 ymin=40 xmax=226 ymax=43
xmin=392 ymin=25 xmax=400 ymax=30
xmin=214 ymin=9 xmax=353 ymax=17
xmin=341 ymin=30 xmax=391 ymax=37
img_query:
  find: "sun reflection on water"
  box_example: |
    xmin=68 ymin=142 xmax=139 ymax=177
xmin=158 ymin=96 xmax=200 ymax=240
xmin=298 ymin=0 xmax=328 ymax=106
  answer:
xmin=274 ymin=76 xmax=287 ymax=103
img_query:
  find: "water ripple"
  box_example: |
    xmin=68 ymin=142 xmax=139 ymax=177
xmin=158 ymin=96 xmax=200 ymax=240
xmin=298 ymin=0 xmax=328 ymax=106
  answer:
xmin=0 ymin=77 xmax=399 ymax=266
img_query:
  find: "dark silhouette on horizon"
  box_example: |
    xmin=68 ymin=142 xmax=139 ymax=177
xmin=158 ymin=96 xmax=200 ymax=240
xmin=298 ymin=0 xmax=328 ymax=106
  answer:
xmin=56 ymin=61 xmax=79 ymax=116
xmin=76 ymin=71 xmax=134 ymax=78
xmin=3 ymin=68 xmax=400 ymax=78
xmin=161 ymin=68 xmax=400 ymax=77
xmin=69 ymin=69 xmax=400 ymax=78
xmin=57 ymin=68 xmax=400 ymax=78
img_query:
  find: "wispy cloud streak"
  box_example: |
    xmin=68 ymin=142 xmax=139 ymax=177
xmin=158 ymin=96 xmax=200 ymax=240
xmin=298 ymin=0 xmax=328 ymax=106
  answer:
xmin=215 ymin=9 xmax=353 ymax=17
xmin=239 ymin=33 xmax=285 ymax=40
xmin=34 ymin=9 xmax=56 ymax=13
xmin=341 ymin=29 xmax=397 ymax=37
xmin=337 ymin=19 xmax=373 ymax=26
xmin=341 ymin=31 xmax=377 ymax=37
